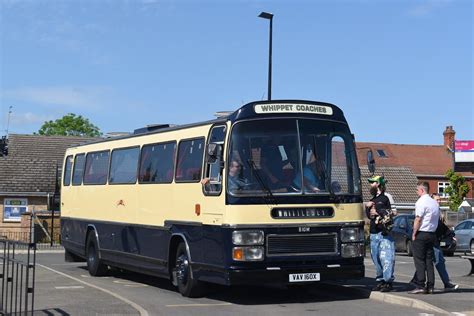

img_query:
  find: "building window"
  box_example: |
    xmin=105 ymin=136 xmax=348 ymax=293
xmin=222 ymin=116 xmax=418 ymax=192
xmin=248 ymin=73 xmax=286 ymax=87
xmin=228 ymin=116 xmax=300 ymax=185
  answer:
xmin=376 ymin=149 xmax=387 ymax=158
xmin=438 ymin=182 xmax=450 ymax=197
xmin=3 ymin=198 xmax=28 ymax=222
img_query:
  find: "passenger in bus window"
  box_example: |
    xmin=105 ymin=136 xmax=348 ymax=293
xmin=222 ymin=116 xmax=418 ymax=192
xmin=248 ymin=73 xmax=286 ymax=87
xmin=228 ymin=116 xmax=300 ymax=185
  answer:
xmin=227 ymin=159 xmax=249 ymax=192
xmin=202 ymin=159 xmax=247 ymax=193
xmin=292 ymin=165 xmax=320 ymax=192
xmin=292 ymin=152 xmax=323 ymax=192
xmin=260 ymin=140 xmax=285 ymax=189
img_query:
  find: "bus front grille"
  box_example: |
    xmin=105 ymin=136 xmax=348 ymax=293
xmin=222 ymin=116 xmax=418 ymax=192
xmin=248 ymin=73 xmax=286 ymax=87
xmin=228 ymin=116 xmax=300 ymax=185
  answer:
xmin=266 ymin=233 xmax=338 ymax=256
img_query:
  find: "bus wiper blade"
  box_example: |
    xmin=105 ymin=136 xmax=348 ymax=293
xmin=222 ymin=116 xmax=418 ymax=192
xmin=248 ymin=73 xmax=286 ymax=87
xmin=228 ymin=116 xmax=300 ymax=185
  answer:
xmin=246 ymin=159 xmax=277 ymax=205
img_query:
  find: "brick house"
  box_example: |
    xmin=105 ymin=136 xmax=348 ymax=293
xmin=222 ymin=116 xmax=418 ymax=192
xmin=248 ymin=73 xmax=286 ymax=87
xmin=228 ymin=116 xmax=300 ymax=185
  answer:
xmin=356 ymin=126 xmax=474 ymax=206
xmin=0 ymin=134 xmax=97 ymax=238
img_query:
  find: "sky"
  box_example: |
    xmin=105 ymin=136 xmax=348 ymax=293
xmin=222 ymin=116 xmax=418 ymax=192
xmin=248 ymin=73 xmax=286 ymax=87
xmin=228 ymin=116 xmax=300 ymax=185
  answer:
xmin=0 ymin=0 xmax=472 ymax=145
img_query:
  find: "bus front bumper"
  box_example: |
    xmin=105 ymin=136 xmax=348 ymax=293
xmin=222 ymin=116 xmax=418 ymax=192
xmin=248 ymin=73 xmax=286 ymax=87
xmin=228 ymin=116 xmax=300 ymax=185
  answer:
xmin=226 ymin=264 xmax=364 ymax=285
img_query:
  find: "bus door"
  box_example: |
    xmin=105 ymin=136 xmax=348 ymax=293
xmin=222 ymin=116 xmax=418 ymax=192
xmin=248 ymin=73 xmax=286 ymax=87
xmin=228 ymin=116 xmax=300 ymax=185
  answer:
xmin=202 ymin=124 xmax=227 ymax=266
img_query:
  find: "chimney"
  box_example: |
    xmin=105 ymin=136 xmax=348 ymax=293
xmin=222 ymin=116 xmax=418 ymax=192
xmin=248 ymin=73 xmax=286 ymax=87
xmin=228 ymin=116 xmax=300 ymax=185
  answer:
xmin=443 ymin=126 xmax=455 ymax=149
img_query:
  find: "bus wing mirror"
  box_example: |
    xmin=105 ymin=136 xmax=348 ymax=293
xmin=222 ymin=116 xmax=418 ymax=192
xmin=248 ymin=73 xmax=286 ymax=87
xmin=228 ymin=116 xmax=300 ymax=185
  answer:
xmin=367 ymin=150 xmax=376 ymax=175
xmin=206 ymin=143 xmax=222 ymax=163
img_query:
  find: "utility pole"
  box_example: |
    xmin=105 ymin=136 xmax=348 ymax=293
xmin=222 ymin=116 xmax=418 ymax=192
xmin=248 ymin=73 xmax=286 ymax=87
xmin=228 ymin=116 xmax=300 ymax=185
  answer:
xmin=6 ymin=105 xmax=12 ymax=137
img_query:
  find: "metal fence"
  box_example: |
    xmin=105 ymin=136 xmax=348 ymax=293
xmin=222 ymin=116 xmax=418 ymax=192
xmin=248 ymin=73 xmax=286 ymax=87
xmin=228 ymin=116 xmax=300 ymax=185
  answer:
xmin=397 ymin=207 xmax=474 ymax=228
xmin=445 ymin=211 xmax=474 ymax=228
xmin=0 ymin=239 xmax=36 ymax=315
xmin=0 ymin=211 xmax=62 ymax=250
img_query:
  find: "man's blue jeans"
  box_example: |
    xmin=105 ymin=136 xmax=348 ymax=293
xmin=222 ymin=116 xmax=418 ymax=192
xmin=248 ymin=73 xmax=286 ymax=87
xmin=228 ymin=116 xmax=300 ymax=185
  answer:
xmin=370 ymin=232 xmax=395 ymax=283
xmin=433 ymin=245 xmax=450 ymax=286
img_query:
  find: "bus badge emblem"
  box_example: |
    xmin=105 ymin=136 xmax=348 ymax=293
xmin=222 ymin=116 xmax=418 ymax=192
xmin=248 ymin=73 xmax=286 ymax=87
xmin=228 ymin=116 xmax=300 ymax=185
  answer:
xmin=298 ymin=227 xmax=310 ymax=233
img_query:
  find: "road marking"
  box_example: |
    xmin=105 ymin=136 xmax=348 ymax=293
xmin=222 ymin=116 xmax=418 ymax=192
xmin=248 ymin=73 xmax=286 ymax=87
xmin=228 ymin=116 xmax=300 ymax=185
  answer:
xmin=51 ymin=263 xmax=84 ymax=266
xmin=38 ymin=264 xmax=149 ymax=316
xmin=81 ymin=274 xmax=90 ymax=278
xmin=113 ymin=280 xmax=148 ymax=287
xmin=451 ymin=313 xmax=466 ymax=316
xmin=166 ymin=303 xmax=232 ymax=307
xmin=418 ymin=313 xmax=434 ymax=316
xmin=55 ymin=286 xmax=84 ymax=289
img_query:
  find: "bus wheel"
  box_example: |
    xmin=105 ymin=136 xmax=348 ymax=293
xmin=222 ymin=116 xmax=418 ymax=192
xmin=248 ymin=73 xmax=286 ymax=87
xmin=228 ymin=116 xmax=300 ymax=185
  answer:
xmin=174 ymin=242 xmax=205 ymax=297
xmin=86 ymin=232 xmax=108 ymax=276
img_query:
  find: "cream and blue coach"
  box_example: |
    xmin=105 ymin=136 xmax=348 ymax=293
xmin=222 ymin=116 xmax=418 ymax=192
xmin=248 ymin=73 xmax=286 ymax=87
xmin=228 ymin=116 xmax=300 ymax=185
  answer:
xmin=61 ymin=100 xmax=365 ymax=297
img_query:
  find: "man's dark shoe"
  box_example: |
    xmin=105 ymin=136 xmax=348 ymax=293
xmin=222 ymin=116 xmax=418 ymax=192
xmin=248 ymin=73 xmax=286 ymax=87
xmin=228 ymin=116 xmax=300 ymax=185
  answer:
xmin=444 ymin=283 xmax=459 ymax=292
xmin=372 ymin=282 xmax=384 ymax=291
xmin=409 ymin=287 xmax=427 ymax=294
xmin=380 ymin=282 xmax=393 ymax=292
xmin=426 ymin=287 xmax=434 ymax=294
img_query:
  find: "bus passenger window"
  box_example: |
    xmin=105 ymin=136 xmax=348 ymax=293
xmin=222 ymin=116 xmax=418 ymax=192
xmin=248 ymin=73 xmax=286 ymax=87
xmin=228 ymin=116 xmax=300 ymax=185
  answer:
xmin=175 ymin=138 xmax=205 ymax=182
xmin=83 ymin=151 xmax=110 ymax=185
xmin=72 ymin=154 xmax=86 ymax=186
xmin=63 ymin=155 xmax=73 ymax=186
xmin=109 ymin=147 xmax=140 ymax=184
xmin=139 ymin=142 xmax=176 ymax=183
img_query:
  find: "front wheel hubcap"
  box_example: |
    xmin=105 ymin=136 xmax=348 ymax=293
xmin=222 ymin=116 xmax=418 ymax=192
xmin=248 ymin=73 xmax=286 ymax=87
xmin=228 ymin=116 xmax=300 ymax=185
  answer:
xmin=176 ymin=254 xmax=189 ymax=284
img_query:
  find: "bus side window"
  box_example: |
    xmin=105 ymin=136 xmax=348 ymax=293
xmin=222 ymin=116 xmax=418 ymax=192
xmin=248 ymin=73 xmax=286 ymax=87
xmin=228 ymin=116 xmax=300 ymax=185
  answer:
xmin=175 ymin=138 xmax=205 ymax=183
xmin=72 ymin=153 xmax=86 ymax=186
xmin=203 ymin=125 xmax=226 ymax=195
xmin=139 ymin=142 xmax=176 ymax=184
xmin=109 ymin=147 xmax=140 ymax=184
xmin=63 ymin=155 xmax=73 ymax=186
xmin=83 ymin=150 xmax=110 ymax=185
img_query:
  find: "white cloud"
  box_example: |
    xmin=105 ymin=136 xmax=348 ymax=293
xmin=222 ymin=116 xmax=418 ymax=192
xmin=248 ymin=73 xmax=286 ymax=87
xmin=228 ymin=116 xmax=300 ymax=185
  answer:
xmin=407 ymin=0 xmax=452 ymax=17
xmin=10 ymin=112 xmax=53 ymax=125
xmin=3 ymin=86 xmax=109 ymax=109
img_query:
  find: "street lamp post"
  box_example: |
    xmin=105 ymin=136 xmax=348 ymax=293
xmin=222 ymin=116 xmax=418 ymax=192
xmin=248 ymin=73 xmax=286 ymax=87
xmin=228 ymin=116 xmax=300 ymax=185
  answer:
xmin=258 ymin=11 xmax=273 ymax=101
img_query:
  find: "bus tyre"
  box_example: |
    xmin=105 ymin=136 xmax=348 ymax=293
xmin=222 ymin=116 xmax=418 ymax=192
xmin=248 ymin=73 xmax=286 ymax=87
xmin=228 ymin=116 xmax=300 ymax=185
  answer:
xmin=406 ymin=240 xmax=413 ymax=257
xmin=86 ymin=232 xmax=108 ymax=276
xmin=174 ymin=242 xmax=205 ymax=298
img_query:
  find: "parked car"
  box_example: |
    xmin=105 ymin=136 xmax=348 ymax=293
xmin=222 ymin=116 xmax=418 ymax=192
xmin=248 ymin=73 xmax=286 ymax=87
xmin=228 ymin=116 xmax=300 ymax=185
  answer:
xmin=454 ymin=219 xmax=474 ymax=254
xmin=390 ymin=214 xmax=456 ymax=256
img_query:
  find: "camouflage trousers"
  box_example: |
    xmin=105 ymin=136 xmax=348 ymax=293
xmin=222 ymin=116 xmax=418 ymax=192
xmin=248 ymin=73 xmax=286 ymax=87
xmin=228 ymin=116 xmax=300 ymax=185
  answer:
xmin=370 ymin=232 xmax=395 ymax=283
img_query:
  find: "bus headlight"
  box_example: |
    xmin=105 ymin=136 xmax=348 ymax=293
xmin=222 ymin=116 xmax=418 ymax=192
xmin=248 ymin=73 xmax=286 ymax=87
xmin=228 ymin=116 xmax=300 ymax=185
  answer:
xmin=341 ymin=243 xmax=365 ymax=258
xmin=340 ymin=227 xmax=364 ymax=242
xmin=232 ymin=230 xmax=264 ymax=245
xmin=233 ymin=246 xmax=264 ymax=261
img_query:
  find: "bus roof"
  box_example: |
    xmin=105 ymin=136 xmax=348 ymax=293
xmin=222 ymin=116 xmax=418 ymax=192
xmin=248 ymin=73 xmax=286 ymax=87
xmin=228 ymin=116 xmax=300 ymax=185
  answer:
xmin=68 ymin=100 xmax=346 ymax=149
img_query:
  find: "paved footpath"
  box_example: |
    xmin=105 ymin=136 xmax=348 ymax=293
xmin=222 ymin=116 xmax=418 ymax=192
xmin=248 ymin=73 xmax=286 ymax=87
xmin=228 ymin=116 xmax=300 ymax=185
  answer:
xmin=336 ymin=255 xmax=474 ymax=315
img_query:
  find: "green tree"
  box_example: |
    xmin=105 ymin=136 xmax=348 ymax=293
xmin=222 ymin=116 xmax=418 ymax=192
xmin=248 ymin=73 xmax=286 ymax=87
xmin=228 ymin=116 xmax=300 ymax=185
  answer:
xmin=37 ymin=113 xmax=101 ymax=137
xmin=444 ymin=169 xmax=470 ymax=211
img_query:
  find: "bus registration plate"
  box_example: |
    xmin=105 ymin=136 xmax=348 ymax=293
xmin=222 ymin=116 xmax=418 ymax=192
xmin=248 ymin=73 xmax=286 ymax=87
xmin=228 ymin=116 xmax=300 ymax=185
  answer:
xmin=289 ymin=273 xmax=320 ymax=282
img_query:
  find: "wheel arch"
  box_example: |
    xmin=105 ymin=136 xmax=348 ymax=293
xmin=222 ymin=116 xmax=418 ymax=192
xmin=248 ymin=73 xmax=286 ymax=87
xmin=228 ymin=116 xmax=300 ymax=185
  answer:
xmin=86 ymin=224 xmax=101 ymax=258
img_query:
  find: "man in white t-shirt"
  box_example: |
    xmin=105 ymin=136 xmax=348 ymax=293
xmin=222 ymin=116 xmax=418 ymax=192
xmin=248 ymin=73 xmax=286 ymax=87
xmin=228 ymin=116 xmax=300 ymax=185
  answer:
xmin=409 ymin=182 xmax=440 ymax=294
